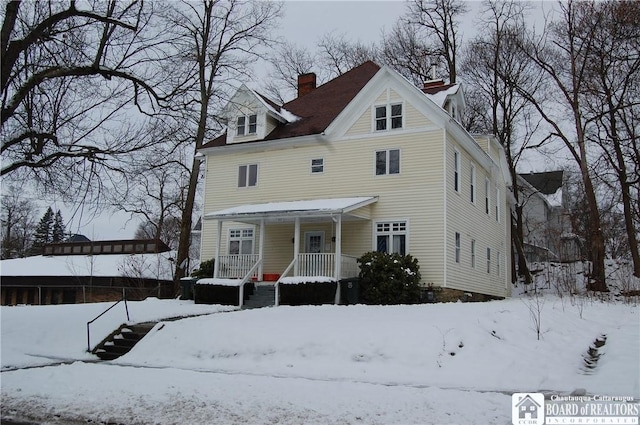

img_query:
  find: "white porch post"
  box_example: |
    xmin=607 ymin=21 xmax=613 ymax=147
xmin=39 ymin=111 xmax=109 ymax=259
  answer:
xmin=213 ymin=220 xmax=222 ymax=278
xmin=334 ymin=214 xmax=342 ymax=304
xmin=258 ymin=219 xmax=265 ymax=281
xmin=293 ymin=217 xmax=300 ymax=276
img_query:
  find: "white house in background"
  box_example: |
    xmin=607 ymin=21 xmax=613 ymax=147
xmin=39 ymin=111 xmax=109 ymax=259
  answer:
xmin=518 ymin=171 xmax=584 ymax=262
xmin=198 ymin=61 xmax=512 ymax=304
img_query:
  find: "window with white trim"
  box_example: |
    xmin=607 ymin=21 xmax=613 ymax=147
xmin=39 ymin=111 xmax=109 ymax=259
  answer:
xmin=375 ymin=103 xmax=403 ymax=131
xmin=470 ymin=163 xmax=476 ymax=203
xmin=497 ymin=251 xmax=502 ymax=276
xmin=311 ymin=158 xmax=324 ymax=174
xmin=486 ymin=247 xmax=491 ymax=273
xmin=454 ymin=150 xmax=460 ymax=192
xmin=485 ymin=178 xmax=490 ymax=214
xmin=238 ymin=164 xmax=258 ymax=187
xmin=495 ymin=187 xmax=501 ymax=222
xmin=236 ymin=114 xmax=257 ymax=136
xmin=375 ymin=149 xmax=400 ymax=175
xmin=471 ymin=239 xmax=476 ymax=268
xmin=455 ymin=232 xmax=461 ymax=263
xmin=229 ymin=228 xmax=254 ymax=255
xmin=376 ymin=221 xmax=406 ymax=255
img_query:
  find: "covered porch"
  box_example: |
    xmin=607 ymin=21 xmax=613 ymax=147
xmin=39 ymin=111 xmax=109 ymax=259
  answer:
xmin=203 ymin=197 xmax=377 ymax=306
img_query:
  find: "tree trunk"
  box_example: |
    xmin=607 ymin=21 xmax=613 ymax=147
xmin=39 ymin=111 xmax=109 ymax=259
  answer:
xmin=173 ymin=158 xmax=200 ymax=292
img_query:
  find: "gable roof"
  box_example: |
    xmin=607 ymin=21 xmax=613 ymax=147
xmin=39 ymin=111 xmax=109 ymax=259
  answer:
xmin=201 ymin=61 xmax=381 ymax=149
xmin=520 ymin=171 xmax=564 ymax=195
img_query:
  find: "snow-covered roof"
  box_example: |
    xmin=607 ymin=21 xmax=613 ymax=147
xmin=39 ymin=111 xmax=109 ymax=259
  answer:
xmin=424 ymin=84 xmax=460 ymax=108
xmin=0 ymin=252 xmax=176 ymax=280
xmin=205 ymin=196 xmax=378 ymax=221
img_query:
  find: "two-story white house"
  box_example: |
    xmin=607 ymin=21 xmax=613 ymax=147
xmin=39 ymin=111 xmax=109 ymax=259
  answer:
xmin=198 ymin=61 xmax=512 ymax=304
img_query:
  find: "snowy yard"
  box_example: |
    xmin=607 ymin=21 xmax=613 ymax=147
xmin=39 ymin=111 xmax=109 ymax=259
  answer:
xmin=1 ymin=284 xmax=638 ymax=424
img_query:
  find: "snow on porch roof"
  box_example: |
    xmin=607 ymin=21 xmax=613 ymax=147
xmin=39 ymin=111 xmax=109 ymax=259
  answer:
xmin=205 ymin=196 xmax=378 ymax=221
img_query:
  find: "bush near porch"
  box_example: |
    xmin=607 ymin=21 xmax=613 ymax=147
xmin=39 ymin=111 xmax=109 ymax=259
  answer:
xmin=358 ymin=252 xmax=421 ymax=305
xmin=279 ymin=281 xmax=337 ymax=306
xmin=194 ymin=281 xmax=254 ymax=305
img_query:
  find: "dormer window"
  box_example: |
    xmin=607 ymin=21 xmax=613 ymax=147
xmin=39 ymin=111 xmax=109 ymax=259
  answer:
xmin=237 ymin=114 xmax=257 ymax=136
xmin=375 ymin=103 xmax=403 ymax=131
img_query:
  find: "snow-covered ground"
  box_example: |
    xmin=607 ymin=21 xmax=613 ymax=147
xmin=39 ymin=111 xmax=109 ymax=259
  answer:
xmin=1 ymin=269 xmax=639 ymax=424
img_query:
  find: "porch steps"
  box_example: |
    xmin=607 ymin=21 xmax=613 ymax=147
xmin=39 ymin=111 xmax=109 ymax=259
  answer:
xmin=93 ymin=322 xmax=157 ymax=360
xmin=243 ymin=284 xmax=276 ymax=309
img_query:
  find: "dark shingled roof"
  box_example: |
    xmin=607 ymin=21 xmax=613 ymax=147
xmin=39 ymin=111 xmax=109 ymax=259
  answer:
xmin=519 ymin=171 xmax=564 ymax=195
xmin=421 ymin=83 xmax=456 ymax=95
xmin=201 ymin=61 xmax=381 ymax=149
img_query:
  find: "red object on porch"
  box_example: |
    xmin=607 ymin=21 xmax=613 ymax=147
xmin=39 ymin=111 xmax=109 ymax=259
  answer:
xmin=263 ymin=273 xmax=280 ymax=282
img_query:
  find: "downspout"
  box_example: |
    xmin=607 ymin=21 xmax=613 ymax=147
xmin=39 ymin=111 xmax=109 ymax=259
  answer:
xmin=213 ymin=220 xmax=222 ymax=278
xmin=334 ymin=214 xmax=342 ymax=304
xmin=442 ymin=128 xmax=448 ymax=288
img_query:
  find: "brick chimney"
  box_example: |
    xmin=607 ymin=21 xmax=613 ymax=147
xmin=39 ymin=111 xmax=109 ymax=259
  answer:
xmin=297 ymin=72 xmax=316 ymax=98
xmin=423 ymin=79 xmax=446 ymax=90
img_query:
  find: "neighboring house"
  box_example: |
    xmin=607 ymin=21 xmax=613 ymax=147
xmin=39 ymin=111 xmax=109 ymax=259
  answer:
xmin=518 ymin=171 xmax=584 ymax=263
xmin=1 ymin=239 xmax=175 ymax=306
xmin=198 ymin=61 xmax=512 ymax=302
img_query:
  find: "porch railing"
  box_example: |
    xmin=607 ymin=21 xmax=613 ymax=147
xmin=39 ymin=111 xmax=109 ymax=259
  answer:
xmin=340 ymin=255 xmax=359 ymax=279
xmin=297 ymin=253 xmax=359 ymax=279
xmin=217 ymin=254 xmax=260 ymax=279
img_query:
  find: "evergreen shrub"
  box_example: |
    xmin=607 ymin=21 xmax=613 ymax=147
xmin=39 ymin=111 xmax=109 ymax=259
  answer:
xmin=358 ymin=251 xmax=421 ymax=304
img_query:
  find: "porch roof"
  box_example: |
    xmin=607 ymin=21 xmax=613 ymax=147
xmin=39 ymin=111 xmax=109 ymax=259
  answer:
xmin=205 ymin=196 xmax=378 ymax=223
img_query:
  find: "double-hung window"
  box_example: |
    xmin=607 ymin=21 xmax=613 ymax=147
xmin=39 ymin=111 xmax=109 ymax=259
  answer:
xmin=471 ymin=239 xmax=476 ymax=268
xmin=236 ymin=114 xmax=257 ymax=136
xmin=376 ymin=221 xmax=407 ymax=255
xmin=375 ymin=149 xmax=400 ymax=175
xmin=375 ymin=103 xmax=403 ymax=131
xmin=238 ymin=164 xmax=258 ymax=187
xmin=470 ymin=163 xmax=476 ymax=203
xmin=495 ymin=187 xmax=501 ymax=222
xmin=486 ymin=247 xmax=491 ymax=273
xmin=311 ymin=158 xmax=324 ymax=174
xmin=455 ymin=232 xmax=461 ymax=263
xmin=485 ymin=178 xmax=491 ymax=214
xmin=454 ymin=150 xmax=461 ymax=192
xmin=229 ymin=229 xmax=254 ymax=255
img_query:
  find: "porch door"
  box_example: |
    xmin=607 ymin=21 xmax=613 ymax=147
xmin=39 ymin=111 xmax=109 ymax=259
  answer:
xmin=304 ymin=231 xmax=324 ymax=253
xmin=303 ymin=231 xmax=325 ymax=276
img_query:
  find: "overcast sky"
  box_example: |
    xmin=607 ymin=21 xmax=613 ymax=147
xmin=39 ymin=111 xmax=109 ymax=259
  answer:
xmin=56 ymin=0 xmax=553 ymax=241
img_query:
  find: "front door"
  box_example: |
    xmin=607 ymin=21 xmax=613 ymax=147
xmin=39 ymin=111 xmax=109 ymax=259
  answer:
xmin=304 ymin=231 xmax=324 ymax=253
xmin=303 ymin=231 xmax=325 ymax=276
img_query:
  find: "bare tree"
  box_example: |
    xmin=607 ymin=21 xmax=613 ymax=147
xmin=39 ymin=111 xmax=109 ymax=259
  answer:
xmin=581 ymin=1 xmax=640 ymax=277
xmin=512 ymin=0 xmax=609 ymax=291
xmin=461 ymin=0 xmax=541 ymax=284
xmin=404 ymin=0 xmax=469 ymax=83
xmin=1 ymin=0 xmax=169 ymax=203
xmin=165 ymin=0 xmax=282 ymax=288
xmin=317 ymin=32 xmax=378 ymax=79
xmin=263 ymin=41 xmax=316 ymax=103
xmin=0 ymin=185 xmax=37 ymax=258
xmin=380 ymin=22 xmax=436 ymax=86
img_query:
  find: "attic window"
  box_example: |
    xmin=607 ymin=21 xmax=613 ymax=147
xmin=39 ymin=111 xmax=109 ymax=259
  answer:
xmin=375 ymin=104 xmax=403 ymax=131
xmin=237 ymin=114 xmax=257 ymax=136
